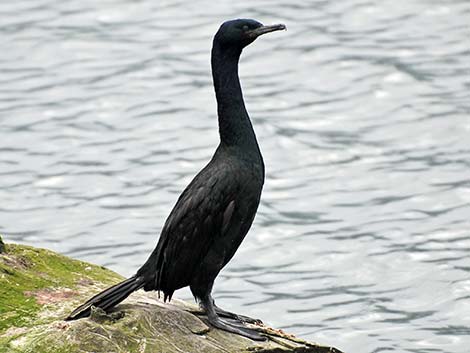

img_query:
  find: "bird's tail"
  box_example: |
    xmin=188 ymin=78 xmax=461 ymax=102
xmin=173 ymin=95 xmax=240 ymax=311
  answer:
xmin=65 ymin=275 xmax=145 ymax=321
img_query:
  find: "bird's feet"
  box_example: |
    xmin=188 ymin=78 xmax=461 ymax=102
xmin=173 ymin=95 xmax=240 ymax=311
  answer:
xmin=198 ymin=295 xmax=266 ymax=341
xmin=207 ymin=313 xmax=266 ymax=341
xmin=214 ymin=304 xmax=263 ymax=325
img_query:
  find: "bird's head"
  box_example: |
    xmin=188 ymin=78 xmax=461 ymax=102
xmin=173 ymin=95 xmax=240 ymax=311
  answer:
xmin=214 ymin=19 xmax=286 ymax=50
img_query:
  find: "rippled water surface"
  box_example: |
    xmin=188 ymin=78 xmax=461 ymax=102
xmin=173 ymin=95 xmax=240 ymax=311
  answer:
xmin=1 ymin=1 xmax=470 ymax=352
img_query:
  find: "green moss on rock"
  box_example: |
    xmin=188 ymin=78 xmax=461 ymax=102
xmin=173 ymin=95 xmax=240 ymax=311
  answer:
xmin=0 ymin=238 xmax=343 ymax=353
xmin=0 ymin=241 xmax=122 ymax=334
xmin=0 ymin=239 xmax=123 ymax=350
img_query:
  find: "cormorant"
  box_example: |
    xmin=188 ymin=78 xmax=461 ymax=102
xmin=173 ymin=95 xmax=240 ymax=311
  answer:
xmin=66 ymin=19 xmax=286 ymax=341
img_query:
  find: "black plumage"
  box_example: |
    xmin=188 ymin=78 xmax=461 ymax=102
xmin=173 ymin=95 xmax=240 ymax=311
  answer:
xmin=66 ymin=19 xmax=285 ymax=341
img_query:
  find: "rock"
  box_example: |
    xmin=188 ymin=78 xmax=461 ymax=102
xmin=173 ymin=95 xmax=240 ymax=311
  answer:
xmin=0 ymin=238 xmax=344 ymax=353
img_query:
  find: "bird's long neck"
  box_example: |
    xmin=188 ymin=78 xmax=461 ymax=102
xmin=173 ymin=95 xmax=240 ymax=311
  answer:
xmin=211 ymin=43 xmax=260 ymax=155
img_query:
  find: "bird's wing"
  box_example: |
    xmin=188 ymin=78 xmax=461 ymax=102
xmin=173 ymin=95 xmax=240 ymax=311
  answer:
xmin=152 ymin=163 xmax=238 ymax=298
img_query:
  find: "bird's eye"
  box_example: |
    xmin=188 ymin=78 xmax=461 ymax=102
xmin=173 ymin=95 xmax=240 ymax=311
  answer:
xmin=242 ymin=25 xmax=249 ymax=31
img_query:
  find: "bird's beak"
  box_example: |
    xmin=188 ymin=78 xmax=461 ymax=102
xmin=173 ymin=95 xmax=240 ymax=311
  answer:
xmin=247 ymin=23 xmax=287 ymax=39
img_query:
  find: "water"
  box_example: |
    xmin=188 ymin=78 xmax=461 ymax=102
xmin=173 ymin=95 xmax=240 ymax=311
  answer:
xmin=1 ymin=0 xmax=469 ymax=352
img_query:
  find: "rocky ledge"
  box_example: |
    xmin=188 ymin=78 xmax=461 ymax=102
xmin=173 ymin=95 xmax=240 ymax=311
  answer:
xmin=0 ymin=236 xmax=343 ymax=353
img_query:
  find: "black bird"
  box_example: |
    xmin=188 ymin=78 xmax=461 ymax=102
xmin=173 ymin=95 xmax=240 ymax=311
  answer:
xmin=66 ymin=19 xmax=285 ymax=341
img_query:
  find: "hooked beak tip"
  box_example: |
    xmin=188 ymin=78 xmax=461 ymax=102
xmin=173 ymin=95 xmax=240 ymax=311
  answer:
xmin=248 ymin=23 xmax=287 ymax=38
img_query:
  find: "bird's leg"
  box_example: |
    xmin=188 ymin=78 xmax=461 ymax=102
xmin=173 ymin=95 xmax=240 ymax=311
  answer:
xmin=199 ymin=294 xmax=266 ymax=341
xmin=212 ymin=300 xmax=263 ymax=324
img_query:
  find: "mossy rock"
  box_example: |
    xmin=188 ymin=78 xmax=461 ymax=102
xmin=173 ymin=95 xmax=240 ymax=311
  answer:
xmin=0 ymin=236 xmax=343 ymax=353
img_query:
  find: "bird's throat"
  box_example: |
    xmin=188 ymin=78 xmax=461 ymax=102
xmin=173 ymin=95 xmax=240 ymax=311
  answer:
xmin=211 ymin=44 xmax=258 ymax=150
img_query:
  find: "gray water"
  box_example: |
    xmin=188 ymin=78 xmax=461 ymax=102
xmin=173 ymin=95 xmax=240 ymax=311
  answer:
xmin=1 ymin=0 xmax=470 ymax=352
